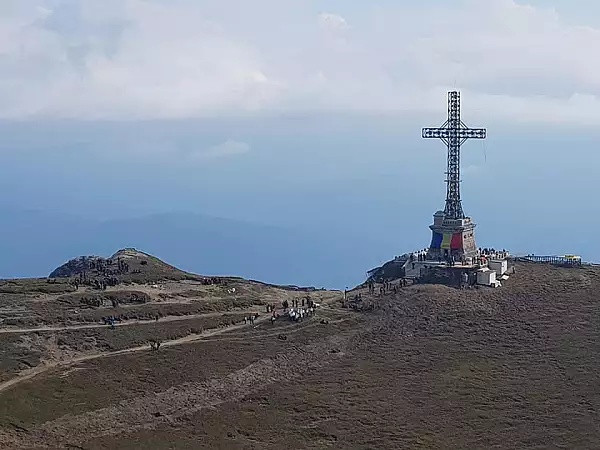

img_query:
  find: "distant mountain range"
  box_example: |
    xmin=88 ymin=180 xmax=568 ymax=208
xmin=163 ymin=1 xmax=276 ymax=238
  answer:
xmin=0 ymin=209 xmax=394 ymax=288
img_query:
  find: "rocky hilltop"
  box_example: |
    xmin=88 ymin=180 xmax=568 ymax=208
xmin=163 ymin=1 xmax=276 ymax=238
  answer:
xmin=49 ymin=248 xmax=198 ymax=284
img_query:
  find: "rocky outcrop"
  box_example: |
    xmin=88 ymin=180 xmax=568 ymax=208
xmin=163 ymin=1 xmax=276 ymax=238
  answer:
xmin=48 ymin=248 xmax=196 ymax=283
xmin=49 ymin=256 xmax=106 ymax=278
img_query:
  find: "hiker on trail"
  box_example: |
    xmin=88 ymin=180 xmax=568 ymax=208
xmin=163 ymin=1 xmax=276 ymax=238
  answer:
xmin=244 ymin=316 xmax=248 ymax=325
xmin=271 ymin=316 xmax=276 ymax=325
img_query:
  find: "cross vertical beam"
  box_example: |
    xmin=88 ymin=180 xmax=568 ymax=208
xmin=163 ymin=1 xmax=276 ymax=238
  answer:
xmin=422 ymin=91 xmax=486 ymax=220
xmin=447 ymin=92 xmax=462 ymax=220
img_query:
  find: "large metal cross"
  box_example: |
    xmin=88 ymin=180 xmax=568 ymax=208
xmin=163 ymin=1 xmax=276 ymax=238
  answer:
xmin=422 ymin=91 xmax=486 ymax=220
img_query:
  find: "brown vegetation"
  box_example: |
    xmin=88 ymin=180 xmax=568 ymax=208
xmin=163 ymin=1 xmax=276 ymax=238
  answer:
xmin=1 ymin=257 xmax=598 ymax=449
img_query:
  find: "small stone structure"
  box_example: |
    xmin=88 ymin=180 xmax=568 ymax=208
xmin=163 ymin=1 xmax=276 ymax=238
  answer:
xmin=368 ymin=249 xmax=510 ymax=288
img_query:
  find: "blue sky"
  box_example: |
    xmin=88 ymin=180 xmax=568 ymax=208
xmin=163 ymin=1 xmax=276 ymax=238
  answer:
xmin=0 ymin=0 xmax=599 ymax=284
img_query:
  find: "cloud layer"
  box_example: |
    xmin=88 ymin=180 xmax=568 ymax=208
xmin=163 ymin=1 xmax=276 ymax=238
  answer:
xmin=1 ymin=0 xmax=600 ymax=124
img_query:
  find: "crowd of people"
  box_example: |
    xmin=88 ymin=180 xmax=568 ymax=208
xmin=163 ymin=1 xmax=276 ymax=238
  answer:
xmin=65 ymin=257 xmax=132 ymax=291
xmin=366 ymin=279 xmax=408 ymax=296
xmin=198 ymin=277 xmax=225 ymax=286
xmin=244 ymin=313 xmax=259 ymax=325
xmin=239 ymin=295 xmax=322 ymax=328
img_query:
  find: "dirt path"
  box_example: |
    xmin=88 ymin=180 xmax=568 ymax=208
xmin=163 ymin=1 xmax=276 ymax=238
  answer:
xmin=0 ymin=308 xmax=352 ymax=395
xmin=197 ymin=317 xmax=349 ymax=343
xmin=0 ymin=310 xmax=261 ymax=334
xmin=12 ymin=324 xmax=362 ymax=449
xmin=0 ymin=313 xmax=271 ymax=394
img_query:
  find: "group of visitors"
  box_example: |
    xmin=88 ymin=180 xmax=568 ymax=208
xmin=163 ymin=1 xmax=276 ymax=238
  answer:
xmin=243 ymin=314 xmax=259 ymax=325
xmin=287 ymin=306 xmax=315 ymax=323
xmin=366 ymin=278 xmax=408 ymax=296
xmin=149 ymin=340 xmax=162 ymax=351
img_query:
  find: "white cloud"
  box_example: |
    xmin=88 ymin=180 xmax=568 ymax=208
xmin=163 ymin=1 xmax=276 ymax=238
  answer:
xmin=1 ymin=0 xmax=600 ymax=124
xmin=191 ymin=139 xmax=251 ymax=160
xmin=317 ymin=13 xmax=349 ymax=32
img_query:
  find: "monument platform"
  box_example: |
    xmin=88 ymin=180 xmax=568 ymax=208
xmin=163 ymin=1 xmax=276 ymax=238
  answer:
xmin=427 ymin=210 xmax=477 ymax=261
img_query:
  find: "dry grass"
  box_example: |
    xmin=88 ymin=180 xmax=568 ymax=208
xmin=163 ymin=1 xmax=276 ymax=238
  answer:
xmin=2 ymin=262 xmax=599 ymax=449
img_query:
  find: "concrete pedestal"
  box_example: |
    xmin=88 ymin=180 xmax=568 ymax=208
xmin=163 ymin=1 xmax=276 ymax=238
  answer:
xmin=427 ymin=210 xmax=478 ymax=261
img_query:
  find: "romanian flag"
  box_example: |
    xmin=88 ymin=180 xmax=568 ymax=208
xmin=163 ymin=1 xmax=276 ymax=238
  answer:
xmin=451 ymin=233 xmax=463 ymax=249
xmin=431 ymin=232 xmax=463 ymax=250
xmin=441 ymin=233 xmax=452 ymax=249
xmin=430 ymin=232 xmax=443 ymax=249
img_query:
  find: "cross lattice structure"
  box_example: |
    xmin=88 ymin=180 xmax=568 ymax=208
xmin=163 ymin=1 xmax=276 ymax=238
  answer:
xmin=422 ymin=91 xmax=486 ymax=220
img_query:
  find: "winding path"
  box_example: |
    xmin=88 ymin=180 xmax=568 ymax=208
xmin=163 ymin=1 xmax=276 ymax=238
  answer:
xmin=0 ymin=311 xmax=349 ymax=394
xmin=0 ymin=315 xmax=264 ymax=394
xmin=0 ymin=310 xmax=257 ymax=334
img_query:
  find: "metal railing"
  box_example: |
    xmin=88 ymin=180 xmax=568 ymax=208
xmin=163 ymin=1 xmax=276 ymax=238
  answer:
xmin=514 ymin=255 xmax=583 ymax=267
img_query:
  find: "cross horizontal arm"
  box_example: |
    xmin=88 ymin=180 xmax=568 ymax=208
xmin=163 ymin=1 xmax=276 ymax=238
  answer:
xmin=422 ymin=128 xmax=486 ymax=139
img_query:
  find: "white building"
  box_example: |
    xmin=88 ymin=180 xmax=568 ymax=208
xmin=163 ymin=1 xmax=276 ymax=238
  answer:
xmin=477 ymin=268 xmax=497 ymax=286
xmin=488 ymin=259 xmax=508 ymax=276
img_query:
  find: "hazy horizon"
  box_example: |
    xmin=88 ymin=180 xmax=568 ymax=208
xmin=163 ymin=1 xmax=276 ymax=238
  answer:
xmin=1 ymin=0 xmax=599 ymax=287
xmin=1 ymin=115 xmax=598 ymax=288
